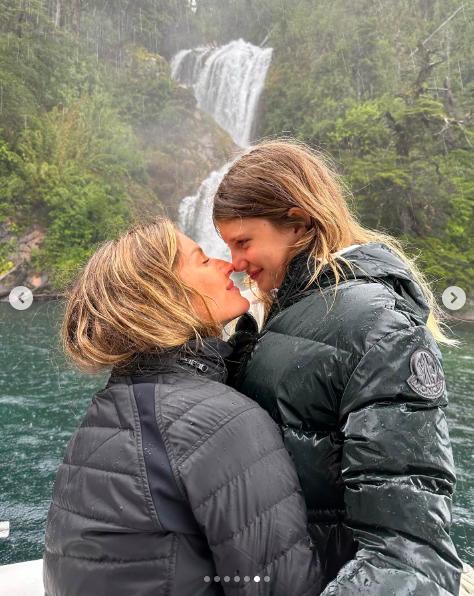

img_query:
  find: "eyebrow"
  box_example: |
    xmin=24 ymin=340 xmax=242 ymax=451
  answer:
xmin=190 ymin=246 xmax=204 ymax=257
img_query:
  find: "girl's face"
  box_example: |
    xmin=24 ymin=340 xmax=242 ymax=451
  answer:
xmin=218 ymin=217 xmax=308 ymax=293
xmin=178 ymin=233 xmax=250 ymax=325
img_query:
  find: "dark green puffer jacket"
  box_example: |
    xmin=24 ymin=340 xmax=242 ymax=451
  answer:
xmin=228 ymin=242 xmax=462 ymax=596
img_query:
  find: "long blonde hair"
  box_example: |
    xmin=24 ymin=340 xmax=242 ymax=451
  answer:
xmin=213 ymin=138 xmax=454 ymax=345
xmin=62 ymin=217 xmax=223 ymax=374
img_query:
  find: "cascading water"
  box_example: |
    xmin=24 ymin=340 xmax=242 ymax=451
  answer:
xmin=171 ymin=39 xmax=273 ymax=259
xmin=177 ymin=167 xmax=229 ymax=258
xmin=171 ymin=39 xmax=273 ymax=147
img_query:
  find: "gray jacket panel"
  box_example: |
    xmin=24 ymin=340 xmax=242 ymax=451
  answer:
xmin=43 ymin=340 xmax=322 ymax=596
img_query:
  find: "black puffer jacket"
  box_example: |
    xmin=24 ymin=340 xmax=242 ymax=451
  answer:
xmin=228 ymin=243 xmax=463 ymax=596
xmin=43 ymin=338 xmax=322 ymax=596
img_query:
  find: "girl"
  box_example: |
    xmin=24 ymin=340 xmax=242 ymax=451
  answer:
xmin=43 ymin=218 xmax=322 ymax=596
xmin=213 ymin=139 xmax=464 ymax=596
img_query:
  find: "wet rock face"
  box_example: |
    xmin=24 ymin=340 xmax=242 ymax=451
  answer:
xmin=0 ymin=222 xmax=53 ymax=299
xmin=0 ymin=262 xmax=28 ymax=298
xmin=142 ymin=103 xmax=234 ymax=220
xmin=111 ymin=46 xmax=235 ymax=222
xmin=18 ymin=227 xmax=45 ymax=260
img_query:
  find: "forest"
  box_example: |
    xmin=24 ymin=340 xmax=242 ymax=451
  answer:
xmin=1 ymin=0 xmax=473 ymax=298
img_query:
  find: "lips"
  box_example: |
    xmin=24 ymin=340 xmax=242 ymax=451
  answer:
xmin=248 ymin=268 xmax=263 ymax=280
xmin=226 ymin=280 xmax=240 ymax=291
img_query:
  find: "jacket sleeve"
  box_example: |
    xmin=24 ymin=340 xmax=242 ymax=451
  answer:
xmin=322 ymin=319 xmax=463 ymax=596
xmin=176 ymin=397 xmax=322 ymax=596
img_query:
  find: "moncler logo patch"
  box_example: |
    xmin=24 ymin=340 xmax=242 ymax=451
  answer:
xmin=407 ymin=349 xmax=445 ymax=399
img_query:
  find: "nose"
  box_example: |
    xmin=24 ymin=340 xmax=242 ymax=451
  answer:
xmin=214 ymin=259 xmax=234 ymax=277
xmin=229 ymin=247 xmax=248 ymax=273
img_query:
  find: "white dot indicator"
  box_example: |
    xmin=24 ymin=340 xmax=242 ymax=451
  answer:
xmin=264 ymin=576 xmax=271 ymax=582
xmin=204 ymin=576 xmax=210 ymax=582
xmin=244 ymin=576 xmax=250 ymax=582
xmin=223 ymin=576 xmax=230 ymax=582
xmin=234 ymin=576 xmax=240 ymax=582
xmin=214 ymin=576 xmax=220 ymax=582
xmin=254 ymin=576 xmax=261 ymax=582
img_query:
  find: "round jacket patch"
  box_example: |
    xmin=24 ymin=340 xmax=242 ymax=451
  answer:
xmin=407 ymin=349 xmax=445 ymax=399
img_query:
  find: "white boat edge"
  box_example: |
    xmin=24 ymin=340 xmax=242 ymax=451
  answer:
xmin=0 ymin=558 xmax=44 ymax=595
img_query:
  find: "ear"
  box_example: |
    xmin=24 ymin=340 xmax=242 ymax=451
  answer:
xmin=287 ymin=207 xmax=311 ymax=234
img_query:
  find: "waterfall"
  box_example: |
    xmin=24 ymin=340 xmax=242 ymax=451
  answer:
xmin=171 ymin=39 xmax=273 ymax=147
xmin=177 ymin=167 xmax=230 ymax=259
xmin=171 ymin=39 xmax=273 ymax=259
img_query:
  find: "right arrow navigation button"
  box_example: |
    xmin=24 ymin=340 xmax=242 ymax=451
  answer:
xmin=442 ymin=286 xmax=466 ymax=311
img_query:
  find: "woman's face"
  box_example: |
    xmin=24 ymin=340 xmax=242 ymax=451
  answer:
xmin=178 ymin=233 xmax=250 ymax=325
xmin=218 ymin=217 xmax=308 ymax=293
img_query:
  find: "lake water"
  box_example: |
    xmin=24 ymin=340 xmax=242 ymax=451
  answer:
xmin=0 ymin=301 xmax=473 ymax=566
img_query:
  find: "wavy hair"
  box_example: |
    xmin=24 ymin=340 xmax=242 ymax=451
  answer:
xmin=213 ymin=138 xmax=454 ymax=345
xmin=62 ymin=217 xmax=223 ymax=374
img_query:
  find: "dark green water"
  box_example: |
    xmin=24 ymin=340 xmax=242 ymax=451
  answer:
xmin=1 ymin=302 xmax=473 ymax=565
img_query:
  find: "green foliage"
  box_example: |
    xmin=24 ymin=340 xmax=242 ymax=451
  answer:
xmin=105 ymin=46 xmax=176 ymax=130
xmin=0 ymin=93 xmax=160 ymax=286
xmin=0 ymin=257 xmax=13 ymax=275
xmin=0 ymin=231 xmax=17 ymax=275
xmin=0 ymin=1 xmax=185 ymax=287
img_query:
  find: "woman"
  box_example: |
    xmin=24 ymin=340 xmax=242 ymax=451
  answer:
xmin=43 ymin=218 xmax=322 ymax=596
xmin=213 ymin=139 xmax=464 ymax=596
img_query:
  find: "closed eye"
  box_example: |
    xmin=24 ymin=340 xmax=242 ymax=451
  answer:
xmin=203 ymin=258 xmax=210 ymax=264
xmin=236 ymin=239 xmax=248 ymax=246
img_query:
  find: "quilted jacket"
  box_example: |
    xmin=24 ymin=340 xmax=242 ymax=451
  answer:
xmin=43 ymin=338 xmax=322 ymax=596
xmin=227 ymin=243 xmax=463 ymax=596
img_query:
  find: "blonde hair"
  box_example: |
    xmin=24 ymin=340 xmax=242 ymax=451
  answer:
xmin=213 ymin=138 xmax=454 ymax=345
xmin=62 ymin=217 xmax=223 ymax=374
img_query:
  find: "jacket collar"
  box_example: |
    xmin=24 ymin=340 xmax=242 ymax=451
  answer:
xmin=265 ymin=250 xmax=313 ymax=327
xmin=108 ymin=337 xmax=233 ymax=385
xmin=265 ymin=242 xmax=430 ymax=327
